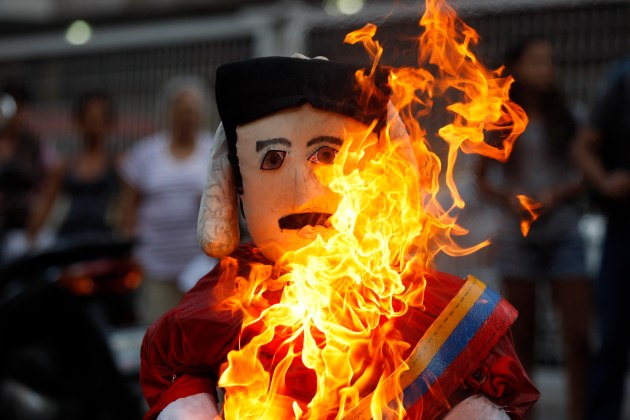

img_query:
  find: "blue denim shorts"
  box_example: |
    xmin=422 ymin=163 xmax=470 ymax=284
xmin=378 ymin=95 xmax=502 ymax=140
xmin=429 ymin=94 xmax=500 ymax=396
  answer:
xmin=496 ymin=226 xmax=589 ymax=280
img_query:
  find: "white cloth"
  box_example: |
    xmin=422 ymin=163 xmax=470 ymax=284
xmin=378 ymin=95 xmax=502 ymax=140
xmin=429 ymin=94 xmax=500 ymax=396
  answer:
xmin=444 ymin=395 xmax=509 ymax=420
xmin=157 ymin=393 xmax=507 ymax=420
xmin=157 ymin=393 xmax=219 ymax=420
xmin=121 ymin=131 xmax=212 ymax=279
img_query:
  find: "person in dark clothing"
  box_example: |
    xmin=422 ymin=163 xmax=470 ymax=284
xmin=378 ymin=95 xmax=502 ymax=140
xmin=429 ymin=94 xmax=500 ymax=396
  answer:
xmin=573 ymin=58 xmax=630 ymax=420
xmin=476 ymin=37 xmax=592 ymax=420
xmin=27 ymin=91 xmax=122 ymax=243
xmin=0 ymin=81 xmax=45 ymax=264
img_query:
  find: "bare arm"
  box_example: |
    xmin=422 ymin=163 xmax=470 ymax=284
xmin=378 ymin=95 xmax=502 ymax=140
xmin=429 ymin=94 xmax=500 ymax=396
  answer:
xmin=119 ymin=179 xmax=141 ymax=238
xmin=474 ymin=157 xmax=521 ymax=214
xmin=477 ymin=148 xmax=584 ymax=216
xmin=537 ymin=174 xmax=584 ymax=212
xmin=572 ymin=126 xmax=630 ymax=200
xmin=26 ymin=161 xmax=66 ymax=243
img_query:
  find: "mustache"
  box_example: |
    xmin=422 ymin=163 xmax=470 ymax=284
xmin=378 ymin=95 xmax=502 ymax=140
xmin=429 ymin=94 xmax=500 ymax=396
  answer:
xmin=278 ymin=212 xmax=333 ymax=230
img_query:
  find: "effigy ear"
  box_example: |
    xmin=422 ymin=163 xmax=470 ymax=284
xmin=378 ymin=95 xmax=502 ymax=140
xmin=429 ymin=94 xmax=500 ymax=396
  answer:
xmin=197 ymin=123 xmax=240 ymax=258
xmin=385 ymin=101 xmax=418 ymax=169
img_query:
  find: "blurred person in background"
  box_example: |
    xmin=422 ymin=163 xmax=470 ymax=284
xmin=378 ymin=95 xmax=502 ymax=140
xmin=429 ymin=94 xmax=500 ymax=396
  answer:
xmin=573 ymin=59 xmax=630 ymax=420
xmin=0 ymin=80 xmax=45 ymax=264
xmin=26 ymin=91 xmax=123 ymax=244
xmin=120 ymin=76 xmax=215 ymax=324
xmin=476 ymin=37 xmax=592 ymax=420
xmin=0 ymin=91 xmax=143 ymax=420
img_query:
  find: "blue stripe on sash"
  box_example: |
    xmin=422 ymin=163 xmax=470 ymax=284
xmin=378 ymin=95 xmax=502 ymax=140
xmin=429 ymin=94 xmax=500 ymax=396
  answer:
xmin=401 ymin=287 xmax=501 ymax=408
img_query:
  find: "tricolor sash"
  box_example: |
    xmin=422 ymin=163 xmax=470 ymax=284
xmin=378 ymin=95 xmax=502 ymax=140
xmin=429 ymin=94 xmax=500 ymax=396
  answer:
xmin=343 ymin=275 xmax=517 ymax=419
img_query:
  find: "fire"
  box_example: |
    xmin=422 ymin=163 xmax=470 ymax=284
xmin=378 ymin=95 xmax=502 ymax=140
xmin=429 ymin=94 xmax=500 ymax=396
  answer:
xmin=218 ymin=0 xmax=527 ymax=419
xmin=516 ymin=194 xmax=543 ymax=237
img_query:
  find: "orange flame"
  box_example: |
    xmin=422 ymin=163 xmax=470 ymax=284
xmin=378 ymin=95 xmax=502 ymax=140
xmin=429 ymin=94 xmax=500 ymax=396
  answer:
xmin=218 ymin=0 xmax=527 ymax=418
xmin=516 ymin=194 xmax=543 ymax=237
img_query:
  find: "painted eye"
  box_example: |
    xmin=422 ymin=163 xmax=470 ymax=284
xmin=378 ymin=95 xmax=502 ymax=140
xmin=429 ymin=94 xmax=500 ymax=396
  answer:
xmin=308 ymin=146 xmax=338 ymax=165
xmin=260 ymin=150 xmax=286 ymax=170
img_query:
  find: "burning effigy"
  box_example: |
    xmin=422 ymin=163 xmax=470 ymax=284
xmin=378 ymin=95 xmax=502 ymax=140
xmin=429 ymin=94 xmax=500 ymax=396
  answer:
xmin=140 ymin=0 xmax=540 ymax=418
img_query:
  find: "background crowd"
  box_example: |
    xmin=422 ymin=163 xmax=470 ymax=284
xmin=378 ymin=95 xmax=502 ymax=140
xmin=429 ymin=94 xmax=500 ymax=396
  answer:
xmin=1 ymin=76 xmax=217 ymax=322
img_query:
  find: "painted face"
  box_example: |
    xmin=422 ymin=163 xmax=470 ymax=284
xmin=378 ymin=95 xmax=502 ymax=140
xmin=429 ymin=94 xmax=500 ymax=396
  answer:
xmin=236 ymin=104 xmax=372 ymax=261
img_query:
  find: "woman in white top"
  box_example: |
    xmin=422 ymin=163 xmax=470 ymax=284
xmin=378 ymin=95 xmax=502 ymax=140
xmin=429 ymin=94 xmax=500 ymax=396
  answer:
xmin=121 ymin=76 xmax=215 ymax=323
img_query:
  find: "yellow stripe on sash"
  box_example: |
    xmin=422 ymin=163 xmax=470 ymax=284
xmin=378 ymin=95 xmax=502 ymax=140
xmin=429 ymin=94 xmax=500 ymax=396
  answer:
xmin=342 ymin=275 xmax=487 ymax=420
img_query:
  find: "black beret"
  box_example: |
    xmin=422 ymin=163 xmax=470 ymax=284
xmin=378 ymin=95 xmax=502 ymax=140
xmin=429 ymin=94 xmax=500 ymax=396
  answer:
xmin=214 ymin=56 xmax=391 ymax=193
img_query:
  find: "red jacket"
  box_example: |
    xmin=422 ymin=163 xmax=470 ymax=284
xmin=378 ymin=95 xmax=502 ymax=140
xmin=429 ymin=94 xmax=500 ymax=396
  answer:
xmin=141 ymin=243 xmax=539 ymax=419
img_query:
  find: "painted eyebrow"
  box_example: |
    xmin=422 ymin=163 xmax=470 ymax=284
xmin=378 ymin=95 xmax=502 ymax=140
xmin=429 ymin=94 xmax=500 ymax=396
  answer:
xmin=255 ymin=137 xmax=291 ymax=152
xmin=306 ymin=136 xmax=344 ymax=147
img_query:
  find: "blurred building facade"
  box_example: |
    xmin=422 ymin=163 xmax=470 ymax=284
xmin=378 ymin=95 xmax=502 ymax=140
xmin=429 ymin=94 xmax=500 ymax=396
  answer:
xmin=0 ymin=0 xmax=628 ymax=155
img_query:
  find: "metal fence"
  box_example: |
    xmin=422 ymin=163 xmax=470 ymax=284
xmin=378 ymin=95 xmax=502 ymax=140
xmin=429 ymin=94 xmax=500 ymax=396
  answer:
xmin=1 ymin=34 xmax=254 ymax=155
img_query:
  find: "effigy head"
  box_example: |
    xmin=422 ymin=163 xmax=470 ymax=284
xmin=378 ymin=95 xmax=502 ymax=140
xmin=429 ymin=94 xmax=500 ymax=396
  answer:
xmin=198 ymin=56 xmax=391 ymax=261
